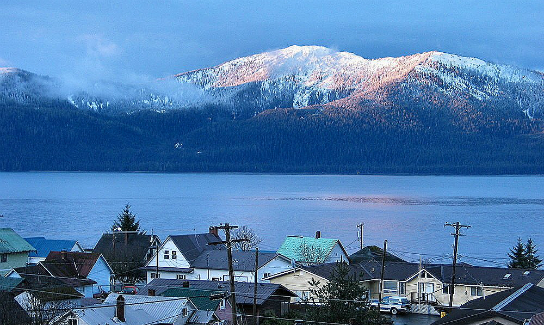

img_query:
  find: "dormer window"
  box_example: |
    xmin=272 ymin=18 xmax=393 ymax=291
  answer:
xmin=164 ymin=250 xmax=170 ymax=259
xmin=503 ymin=273 xmax=511 ymax=279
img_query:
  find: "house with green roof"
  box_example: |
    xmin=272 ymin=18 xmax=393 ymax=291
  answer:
xmin=276 ymin=232 xmax=349 ymax=265
xmin=0 ymin=228 xmax=36 ymax=273
xmin=160 ymin=287 xmax=228 ymax=324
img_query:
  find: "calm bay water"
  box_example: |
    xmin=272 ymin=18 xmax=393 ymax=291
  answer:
xmin=1 ymin=172 xmax=543 ymax=267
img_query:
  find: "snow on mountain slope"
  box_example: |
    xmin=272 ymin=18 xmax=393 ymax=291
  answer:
xmin=174 ymin=46 xmax=544 ymax=116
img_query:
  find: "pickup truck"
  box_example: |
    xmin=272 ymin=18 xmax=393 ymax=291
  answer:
xmin=369 ymin=296 xmax=411 ymax=315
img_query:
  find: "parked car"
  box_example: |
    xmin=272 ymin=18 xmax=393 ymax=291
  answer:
xmin=370 ymin=296 xmax=411 ymax=315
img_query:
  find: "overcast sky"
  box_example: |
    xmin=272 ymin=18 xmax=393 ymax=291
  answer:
xmin=1 ymin=0 xmax=543 ymax=82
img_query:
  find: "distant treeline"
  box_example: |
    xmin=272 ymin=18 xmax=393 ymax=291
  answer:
xmin=1 ymin=99 xmax=543 ymax=174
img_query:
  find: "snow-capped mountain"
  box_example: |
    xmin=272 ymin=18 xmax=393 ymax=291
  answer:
xmin=175 ymin=46 xmax=544 ymax=118
xmin=2 ymin=46 xmax=543 ymax=119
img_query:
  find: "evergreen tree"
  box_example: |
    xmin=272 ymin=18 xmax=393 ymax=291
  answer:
xmin=525 ymin=238 xmax=542 ymax=269
xmin=111 ymin=204 xmax=140 ymax=232
xmin=307 ymin=262 xmax=390 ymax=325
xmin=508 ymin=238 xmax=528 ymax=268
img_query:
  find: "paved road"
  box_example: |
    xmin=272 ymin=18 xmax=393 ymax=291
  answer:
xmin=389 ymin=313 xmax=439 ymax=325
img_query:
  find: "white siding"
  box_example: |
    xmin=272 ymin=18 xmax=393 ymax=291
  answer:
xmin=146 ymin=238 xmax=191 ymax=269
xmin=325 ymin=243 xmax=349 ymax=264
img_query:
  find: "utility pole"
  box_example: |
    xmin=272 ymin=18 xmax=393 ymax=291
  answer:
xmin=378 ymin=240 xmax=387 ymax=312
xmin=253 ymin=248 xmax=259 ymax=325
xmin=357 ymin=223 xmax=364 ymax=250
xmin=209 ymin=223 xmax=248 ymax=325
xmin=444 ymin=222 xmax=470 ymax=307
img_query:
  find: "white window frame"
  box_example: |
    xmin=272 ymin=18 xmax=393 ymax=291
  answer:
xmin=172 ymin=250 xmax=177 ymax=259
xmin=177 ymin=274 xmax=186 ymax=280
xmin=470 ymin=286 xmax=483 ymax=296
xmin=164 ymin=250 xmax=170 ymax=259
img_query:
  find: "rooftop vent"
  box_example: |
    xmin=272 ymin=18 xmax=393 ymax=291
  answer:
xmin=503 ymin=273 xmax=511 ymax=279
xmin=523 ymin=271 xmax=530 ymax=276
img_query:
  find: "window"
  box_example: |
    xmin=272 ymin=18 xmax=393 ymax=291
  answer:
xmin=442 ymin=284 xmax=452 ymax=294
xmin=182 ymin=308 xmax=188 ymax=317
xmin=399 ymin=282 xmax=406 ymax=295
xmin=383 ymin=280 xmax=398 ymax=294
xmin=470 ymin=287 xmax=483 ymax=296
xmin=164 ymin=250 xmax=170 ymax=259
xmin=219 ymin=299 xmax=226 ymax=310
xmin=68 ymin=318 xmax=78 ymax=325
xmin=151 ymin=272 xmax=160 ymax=279
xmin=263 ymin=273 xmax=271 ymax=279
xmin=172 ymin=251 xmax=177 ymax=259
xmin=0 ymin=254 xmax=6 ymax=263
xmin=212 ymin=277 xmax=220 ymax=281
xmin=503 ymin=273 xmax=511 ymax=279
xmin=177 ymin=274 xmax=186 ymax=280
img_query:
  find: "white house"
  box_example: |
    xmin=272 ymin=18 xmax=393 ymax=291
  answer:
xmin=142 ymin=229 xmax=293 ymax=283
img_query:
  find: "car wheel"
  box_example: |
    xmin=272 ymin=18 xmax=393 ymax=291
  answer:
xmin=391 ymin=308 xmax=398 ymax=315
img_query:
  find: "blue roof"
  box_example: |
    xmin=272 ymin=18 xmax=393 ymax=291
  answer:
xmin=24 ymin=237 xmax=77 ymax=258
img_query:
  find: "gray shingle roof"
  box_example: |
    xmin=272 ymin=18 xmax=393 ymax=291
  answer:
xmin=432 ymin=284 xmax=544 ymax=325
xmin=170 ymin=233 xmax=224 ymax=264
xmin=93 ymin=233 xmax=158 ymax=264
xmin=192 ymin=250 xmax=278 ymax=271
xmin=141 ymin=279 xmax=296 ymax=305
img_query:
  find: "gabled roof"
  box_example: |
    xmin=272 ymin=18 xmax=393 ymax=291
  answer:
xmin=93 ymin=233 xmax=159 ymax=264
xmin=432 ymin=284 xmax=544 ymax=325
xmin=349 ymin=246 xmax=406 ymax=264
xmin=0 ymin=228 xmax=35 ymax=254
xmin=41 ymin=251 xmax=108 ymax=280
xmin=15 ymin=264 xmax=96 ymax=289
xmin=161 ymin=287 xmax=221 ymax=311
xmin=169 ymin=233 xmax=224 ymax=263
xmin=301 ymin=263 xmax=367 ymax=281
xmin=192 ymin=250 xmax=279 ymax=272
xmin=25 ymin=237 xmax=79 ymax=258
xmin=277 ymin=236 xmax=346 ymax=264
xmin=142 ymin=279 xmax=297 ymax=305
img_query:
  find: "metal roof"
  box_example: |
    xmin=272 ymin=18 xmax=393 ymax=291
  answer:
xmin=276 ymin=236 xmax=340 ymax=264
xmin=105 ymin=293 xmax=191 ymax=324
xmin=25 ymin=237 xmax=78 ymax=258
xmin=0 ymin=228 xmax=35 ymax=254
xmin=161 ymin=287 xmax=221 ymax=311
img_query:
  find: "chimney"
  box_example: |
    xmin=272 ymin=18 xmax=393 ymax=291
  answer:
xmin=315 ymin=231 xmax=321 ymax=239
xmin=209 ymin=226 xmax=218 ymax=237
xmin=116 ymin=295 xmax=125 ymax=322
xmin=148 ymin=289 xmax=156 ymax=296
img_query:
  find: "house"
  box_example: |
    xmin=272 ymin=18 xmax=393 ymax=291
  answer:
xmin=93 ymin=232 xmax=160 ymax=282
xmin=160 ymin=287 xmax=230 ymax=324
xmin=431 ymin=283 xmax=544 ymax=325
xmin=0 ymin=228 xmax=36 ymax=273
xmin=20 ymin=251 xmax=115 ymax=297
xmin=141 ymin=279 xmax=297 ymax=320
xmin=142 ymin=228 xmax=292 ymax=283
xmin=266 ymin=263 xmax=367 ymax=302
xmin=53 ymin=292 xmax=196 ymax=325
xmin=276 ymin=232 xmax=349 ymax=265
xmin=357 ymin=260 xmax=544 ymax=307
xmin=142 ymin=228 xmax=224 ymax=282
xmin=190 ymin=250 xmax=293 ymax=282
xmin=24 ymin=237 xmax=84 ymax=265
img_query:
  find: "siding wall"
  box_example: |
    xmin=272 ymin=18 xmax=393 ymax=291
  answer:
xmin=0 ymin=252 xmax=29 ymax=270
xmin=269 ymin=270 xmax=328 ymax=302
